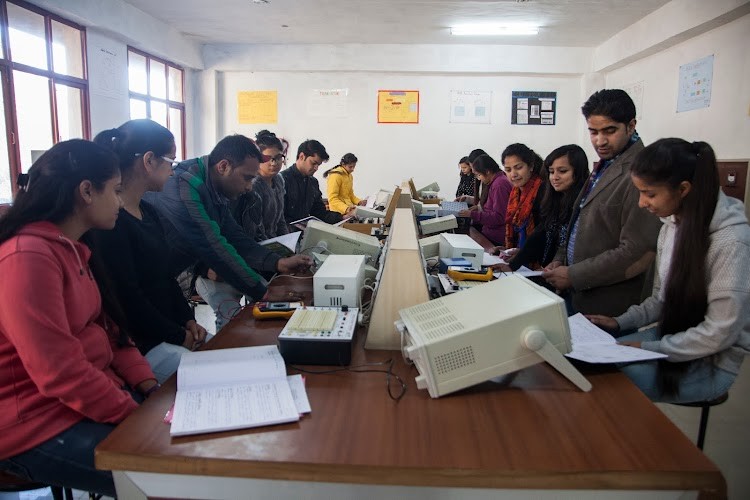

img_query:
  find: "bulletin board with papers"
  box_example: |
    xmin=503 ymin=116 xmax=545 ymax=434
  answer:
xmin=511 ymin=90 xmax=557 ymax=126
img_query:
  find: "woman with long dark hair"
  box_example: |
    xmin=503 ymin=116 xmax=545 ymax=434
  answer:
xmin=501 ymin=143 xmax=545 ymax=250
xmin=0 ymin=140 xmax=157 ymax=496
xmin=458 ymin=154 xmax=512 ymax=245
xmin=454 ymin=156 xmax=475 ymax=201
xmin=90 ymin=119 xmax=208 ymax=383
xmin=498 ymin=145 xmax=589 ymax=270
xmin=587 ymin=138 xmax=750 ymax=403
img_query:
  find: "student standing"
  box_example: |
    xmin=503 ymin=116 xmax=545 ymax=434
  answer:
xmin=543 ymin=89 xmax=661 ymax=316
xmin=458 ymin=154 xmax=512 ymax=245
xmin=587 ymin=139 xmax=750 ymax=403
xmin=324 ymin=153 xmax=365 ymax=215
xmin=454 ymin=156 xmax=475 ymax=202
xmin=0 ymin=140 xmax=157 ymax=497
xmin=232 ymin=130 xmax=289 ymax=241
xmin=501 ymin=143 xmax=545 ymax=249
xmin=498 ymin=145 xmax=589 ymax=271
xmin=90 ymin=119 xmax=208 ymax=382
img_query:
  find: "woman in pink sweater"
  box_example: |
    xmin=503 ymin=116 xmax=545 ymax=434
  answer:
xmin=0 ymin=140 xmax=157 ymax=497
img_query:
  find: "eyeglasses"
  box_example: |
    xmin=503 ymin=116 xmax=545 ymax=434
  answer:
xmin=262 ymin=154 xmax=286 ymax=165
xmin=161 ymin=156 xmax=181 ymax=169
xmin=134 ymin=153 xmax=181 ymax=169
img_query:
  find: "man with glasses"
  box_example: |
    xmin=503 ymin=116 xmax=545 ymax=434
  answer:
xmin=280 ymin=139 xmax=347 ymax=229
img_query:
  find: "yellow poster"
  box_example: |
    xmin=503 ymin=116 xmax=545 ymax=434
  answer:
xmin=377 ymin=90 xmax=419 ymax=124
xmin=238 ymin=91 xmax=278 ymax=124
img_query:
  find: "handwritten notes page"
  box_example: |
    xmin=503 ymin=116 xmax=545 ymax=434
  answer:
xmin=170 ymin=345 xmax=310 ymax=437
xmin=566 ymin=313 xmax=667 ymax=363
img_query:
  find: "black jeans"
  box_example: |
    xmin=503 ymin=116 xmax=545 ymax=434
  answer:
xmin=0 ymin=419 xmax=117 ymax=497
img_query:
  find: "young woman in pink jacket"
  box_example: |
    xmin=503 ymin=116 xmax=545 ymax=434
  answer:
xmin=0 ymin=140 xmax=158 ymax=497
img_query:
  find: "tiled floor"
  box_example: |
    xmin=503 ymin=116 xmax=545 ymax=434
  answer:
xmin=4 ymin=304 xmax=748 ymax=499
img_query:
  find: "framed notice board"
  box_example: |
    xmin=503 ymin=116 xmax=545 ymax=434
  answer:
xmin=377 ymin=90 xmax=419 ymax=124
xmin=511 ymin=91 xmax=557 ymax=125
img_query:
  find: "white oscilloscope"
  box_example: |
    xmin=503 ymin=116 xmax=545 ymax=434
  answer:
xmin=397 ymin=275 xmax=592 ymax=398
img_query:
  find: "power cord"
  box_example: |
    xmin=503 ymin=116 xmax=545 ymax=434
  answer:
xmin=289 ymin=359 xmax=407 ymax=402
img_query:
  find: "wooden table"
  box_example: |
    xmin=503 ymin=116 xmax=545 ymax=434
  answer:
xmin=96 ymin=273 xmax=726 ymax=500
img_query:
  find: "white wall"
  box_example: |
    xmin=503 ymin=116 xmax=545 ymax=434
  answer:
xmin=201 ymin=42 xmax=594 ymax=198
xmin=604 ymin=13 xmax=750 ymax=160
xmin=218 ymin=70 xmax=585 ymax=198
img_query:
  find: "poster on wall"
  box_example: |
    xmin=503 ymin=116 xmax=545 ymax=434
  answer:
xmin=377 ymin=90 xmax=419 ymax=124
xmin=308 ymin=88 xmax=349 ymax=118
xmin=511 ymin=91 xmax=556 ymax=125
xmin=91 ymin=45 xmax=123 ymax=99
xmin=622 ymin=81 xmax=645 ymax=120
xmin=449 ymin=90 xmax=492 ymax=124
xmin=677 ymin=54 xmax=714 ymax=113
xmin=238 ymin=91 xmax=278 ymax=124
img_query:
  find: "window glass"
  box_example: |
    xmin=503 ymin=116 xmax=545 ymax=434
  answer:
xmin=168 ymin=66 xmax=183 ymax=103
xmin=7 ymin=3 xmax=48 ymax=70
xmin=55 ymin=84 xmax=83 ymax=141
xmin=150 ymin=101 xmax=167 ymax=127
xmin=169 ymin=107 xmax=183 ymax=158
xmin=128 ymin=51 xmax=147 ymax=94
xmin=13 ymin=71 xmax=53 ymax=172
xmin=51 ymin=20 xmax=84 ymax=78
xmin=130 ymin=98 xmax=147 ymax=119
xmin=149 ymin=60 xmax=166 ymax=99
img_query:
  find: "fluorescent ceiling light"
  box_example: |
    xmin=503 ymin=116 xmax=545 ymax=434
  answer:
xmin=450 ymin=24 xmax=539 ymax=36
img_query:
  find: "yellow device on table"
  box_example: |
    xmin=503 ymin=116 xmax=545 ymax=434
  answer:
xmin=447 ymin=267 xmax=493 ymax=282
xmin=252 ymin=301 xmax=304 ymax=320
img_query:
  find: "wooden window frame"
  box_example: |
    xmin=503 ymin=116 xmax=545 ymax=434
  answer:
xmin=0 ymin=0 xmax=90 ymax=198
xmin=127 ymin=46 xmax=186 ymax=159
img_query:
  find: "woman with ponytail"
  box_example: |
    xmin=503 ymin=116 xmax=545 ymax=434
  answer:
xmin=0 ymin=140 xmax=156 ymax=496
xmin=323 ymin=152 xmax=363 ymax=215
xmin=587 ymin=138 xmax=750 ymax=403
xmin=91 ymin=119 xmax=207 ymax=383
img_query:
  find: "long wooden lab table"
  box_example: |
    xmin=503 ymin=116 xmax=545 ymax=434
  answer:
xmin=96 ymin=233 xmax=726 ymax=500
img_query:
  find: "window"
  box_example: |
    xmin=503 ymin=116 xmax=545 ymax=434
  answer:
xmin=0 ymin=0 xmax=89 ymax=203
xmin=128 ymin=48 xmax=185 ymax=159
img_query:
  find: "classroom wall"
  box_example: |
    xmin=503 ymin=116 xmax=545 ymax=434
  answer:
xmin=217 ymin=70 xmax=585 ymax=199
xmin=201 ymin=42 xmax=594 ymax=198
xmin=604 ymin=13 xmax=750 ymax=161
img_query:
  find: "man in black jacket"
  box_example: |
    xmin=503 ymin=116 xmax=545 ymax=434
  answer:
xmin=280 ymin=139 xmax=352 ymax=228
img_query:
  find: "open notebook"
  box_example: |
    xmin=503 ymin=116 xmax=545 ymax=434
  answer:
xmin=170 ymin=345 xmax=311 ymax=437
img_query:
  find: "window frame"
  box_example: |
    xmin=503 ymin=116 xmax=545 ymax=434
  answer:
xmin=127 ymin=46 xmax=185 ymax=159
xmin=0 ymin=0 xmax=90 ymax=199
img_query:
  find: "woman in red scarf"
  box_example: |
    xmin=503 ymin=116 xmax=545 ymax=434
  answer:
xmin=502 ymin=143 xmax=545 ymax=250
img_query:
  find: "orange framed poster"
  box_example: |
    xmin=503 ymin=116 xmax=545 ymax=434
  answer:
xmin=377 ymin=90 xmax=419 ymax=124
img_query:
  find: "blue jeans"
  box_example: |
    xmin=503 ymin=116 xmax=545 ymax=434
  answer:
xmin=194 ymin=276 xmax=243 ymax=331
xmin=0 ymin=420 xmax=118 ymax=497
xmin=146 ymin=341 xmax=191 ymax=383
xmin=617 ymin=328 xmax=736 ymax=403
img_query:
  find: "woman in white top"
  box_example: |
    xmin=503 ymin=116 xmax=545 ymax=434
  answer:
xmin=588 ymin=138 xmax=750 ymax=403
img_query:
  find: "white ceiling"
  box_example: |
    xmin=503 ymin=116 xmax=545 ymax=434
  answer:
xmin=121 ymin=0 xmax=672 ymax=47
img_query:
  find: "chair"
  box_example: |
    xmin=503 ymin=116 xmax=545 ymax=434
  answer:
xmin=673 ymin=392 xmax=729 ymax=450
xmin=0 ymin=469 xmax=73 ymax=500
